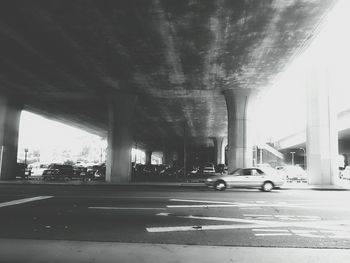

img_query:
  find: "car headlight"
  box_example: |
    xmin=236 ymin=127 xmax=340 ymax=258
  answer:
xmin=206 ymin=178 xmax=213 ymax=182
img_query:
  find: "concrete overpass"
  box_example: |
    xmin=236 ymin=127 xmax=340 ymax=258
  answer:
xmin=275 ymin=109 xmax=350 ymax=166
xmin=0 ymin=0 xmax=339 ymax=184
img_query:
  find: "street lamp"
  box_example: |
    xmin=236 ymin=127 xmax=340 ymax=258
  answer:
xmin=24 ymin=148 xmax=28 ymax=165
xmin=290 ymin=151 xmax=295 ymax=166
xmin=299 ymin=147 xmax=306 ymax=170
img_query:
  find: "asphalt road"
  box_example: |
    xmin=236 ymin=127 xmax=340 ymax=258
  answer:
xmin=1 ymin=184 xmax=350 ymax=249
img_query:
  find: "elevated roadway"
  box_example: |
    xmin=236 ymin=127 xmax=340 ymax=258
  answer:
xmin=0 ymin=0 xmax=339 ymax=183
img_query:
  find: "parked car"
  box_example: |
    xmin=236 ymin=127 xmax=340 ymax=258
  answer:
xmin=72 ymin=164 xmax=88 ymax=180
xmin=16 ymin=163 xmax=30 ymax=179
xmin=205 ymin=167 xmax=284 ymax=192
xmin=94 ymin=163 xmax=106 ymax=181
xmin=201 ymin=162 xmax=216 ymax=176
xmin=86 ymin=164 xmax=103 ymax=180
xmin=158 ymin=165 xmax=183 ymax=178
xmin=340 ymin=166 xmax=350 ymax=179
xmin=281 ymin=165 xmax=307 ymax=182
xmin=42 ymin=164 xmax=74 ymax=180
xmin=28 ymin=163 xmax=48 ymax=177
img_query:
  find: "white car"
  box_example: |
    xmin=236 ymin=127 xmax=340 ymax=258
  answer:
xmin=28 ymin=163 xmax=49 ymax=177
xmin=281 ymin=165 xmax=307 ymax=182
xmin=205 ymin=167 xmax=284 ymax=192
xmin=340 ymin=166 xmax=350 ymax=179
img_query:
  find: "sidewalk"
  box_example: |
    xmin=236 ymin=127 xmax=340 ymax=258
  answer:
xmin=0 ymin=238 xmax=349 ymax=263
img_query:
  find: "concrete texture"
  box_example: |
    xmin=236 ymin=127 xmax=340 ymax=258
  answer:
xmin=0 ymin=0 xmax=337 ymax=149
xmin=213 ymin=137 xmax=225 ymax=165
xmin=224 ymin=88 xmax=257 ymax=171
xmin=0 ymin=94 xmax=22 ymax=180
xmin=306 ymin=66 xmax=339 ymax=185
xmin=106 ymin=93 xmax=137 ymax=183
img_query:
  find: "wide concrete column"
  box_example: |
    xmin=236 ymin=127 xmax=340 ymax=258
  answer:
xmin=224 ymin=88 xmax=257 ymax=173
xmin=0 ymin=95 xmax=22 ymax=180
xmin=106 ymin=93 xmax=137 ymax=183
xmin=213 ymin=137 xmax=225 ymax=165
xmin=306 ymin=72 xmax=338 ymax=186
xmin=162 ymin=150 xmax=174 ymax=165
xmin=145 ymin=150 xmax=152 ymax=165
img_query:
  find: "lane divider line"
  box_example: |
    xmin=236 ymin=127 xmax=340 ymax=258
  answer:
xmin=88 ymin=207 xmax=166 ymax=210
xmin=147 ymin=223 xmax=266 ymax=233
xmin=255 ymin=233 xmax=292 ymax=236
xmin=169 ymin=199 xmax=238 ymax=205
xmin=252 ymin=229 xmax=289 ymax=232
xmin=0 ymin=196 xmax=53 ymax=208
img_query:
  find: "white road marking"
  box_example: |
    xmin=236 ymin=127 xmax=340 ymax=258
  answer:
xmin=170 ymin=198 xmax=350 ymax=211
xmin=146 ymin=199 xmax=350 ymax=238
xmin=166 ymin=204 xmax=304 ymax=209
xmin=167 ymin=204 xmax=239 ymax=208
xmin=253 ymin=229 xmax=350 ymax=238
xmin=255 ymin=233 xmax=292 ymax=236
xmin=167 ymin=203 xmax=306 ymax=209
xmin=179 ymin=215 xmax=287 ymax=226
xmin=149 ymin=213 xmax=350 ymax=237
xmin=147 ymin=224 xmax=275 ymax=233
xmin=320 ymin=230 xmax=350 ymax=239
xmin=290 ymin=230 xmax=324 ymax=238
xmin=169 ymin=199 xmax=303 ymax=208
xmin=243 ymin=214 xmax=272 ymax=217
xmin=88 ymin=207 xmax=166 ymax=210
xmin=183 ymin=215 xmax=350 ymax=231
xmin=0 ymin=196 xmax=53 ymax=208
xmin=252 ymin=229 xmax=289 ymax=232
xmin=169 ymin=199 xmax=238 ymax=205
xmin=157 ymin=213 xmax=171 ymax=216
xmin=244 ymin=214 xmax=321 ymax=221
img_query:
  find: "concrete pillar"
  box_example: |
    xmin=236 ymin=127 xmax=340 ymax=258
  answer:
xmin=224 ymin=88 xmax=257 ymax=173
xmin=213 ymin=137 xmax=225 ymax=165
xmin=306 ymin=72 xmax=338 ymax=186
xmin=162 ymin=150 xmax=173 ymax=165
xmin=0 ymin=95 xmax=22 ymax=180
xmin=106 ymin=93 xmax=137 ymax=183
xmin=145 ymin=150 xmax=152 ymax=165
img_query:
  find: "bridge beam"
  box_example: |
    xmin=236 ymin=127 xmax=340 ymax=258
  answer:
xmin=224 ymin=89 xmax=257 ymax=173
xmin=0 ymin=94 xmax=22 ymax=180
xmin=106 ymin=93 xmax=137 ymax=183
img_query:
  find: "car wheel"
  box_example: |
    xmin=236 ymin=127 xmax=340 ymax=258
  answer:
xmin=214 ymin=180 xmax=226 ymax=191
xmin=262 ymin=181 xmax=274 ymax=192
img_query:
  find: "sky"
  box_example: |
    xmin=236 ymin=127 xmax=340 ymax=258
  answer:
xmin=17 ymin=0 xmax=350 ymax=161
xmin=255 ymin=0 xmax=350 ymax=142
xmin=18 ymin=111 xmax=106 ymax=163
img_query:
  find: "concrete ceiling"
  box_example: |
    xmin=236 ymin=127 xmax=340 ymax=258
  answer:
xmin=0 ymin=0 xmax=336 ymax=149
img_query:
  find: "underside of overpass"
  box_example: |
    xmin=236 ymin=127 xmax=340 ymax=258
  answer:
xmin=0 ymin=0 xmax=338 ymax=182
